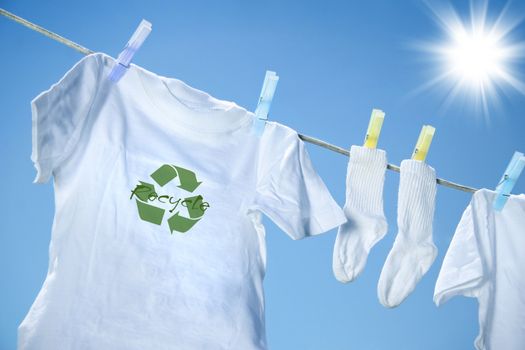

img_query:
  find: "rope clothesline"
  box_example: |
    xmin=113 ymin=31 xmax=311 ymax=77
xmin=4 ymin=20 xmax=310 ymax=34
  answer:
xmin=0 ymin=8 xmax=478 ymax=194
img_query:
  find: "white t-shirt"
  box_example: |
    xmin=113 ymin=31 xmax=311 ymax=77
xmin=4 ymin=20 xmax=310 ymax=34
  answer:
xmin=434 ymin=188 xmax=525 ymax=350
xmin=19 ymin=52 xmax=347 ymax=350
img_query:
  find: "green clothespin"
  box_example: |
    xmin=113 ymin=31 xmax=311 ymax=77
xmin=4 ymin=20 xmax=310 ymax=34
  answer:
xmin=363 ymin=109 xmax=385 ymax=149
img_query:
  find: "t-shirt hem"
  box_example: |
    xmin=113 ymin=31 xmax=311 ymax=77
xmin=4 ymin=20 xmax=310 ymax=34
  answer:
xmin=299 ymin=205 xmax=347 ymax=239
xmin=30 ymin=93 xmax=53 ymax=184
xmin=433 ymin=268 xmax=484 ymax=306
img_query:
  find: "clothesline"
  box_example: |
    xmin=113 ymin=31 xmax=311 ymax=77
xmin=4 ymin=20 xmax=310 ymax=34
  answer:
xmin=0 ymin=8 xmax=478 ymax=194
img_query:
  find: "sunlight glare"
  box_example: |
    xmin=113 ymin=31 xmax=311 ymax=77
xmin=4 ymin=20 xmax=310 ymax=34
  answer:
xmin=414 ymin=1 xmax=525 ymax=117
xmin=446 ymin=26 xmax=504 ymax=88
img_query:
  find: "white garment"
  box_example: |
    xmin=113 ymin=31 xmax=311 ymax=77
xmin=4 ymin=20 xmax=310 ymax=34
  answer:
xmin=19 ymin=52 xmax=347 ymax=350
xmin=378 ymin=159 xmax=437 ymax=308
xmin=434 ymin=188 xmax=525 ymax=350
xmin=332 ymin=145 xmax=388 ymax=283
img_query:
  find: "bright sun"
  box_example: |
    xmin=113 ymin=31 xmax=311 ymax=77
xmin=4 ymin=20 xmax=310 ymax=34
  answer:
xmin=446 ymin=27 xmax=504 ymax=88
xmin=415 ymin=0 xmax=525 ymax=116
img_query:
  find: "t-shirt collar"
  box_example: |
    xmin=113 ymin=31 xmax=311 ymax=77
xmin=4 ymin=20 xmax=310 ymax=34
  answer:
xmin=131 ymin=63 xmax=253 ymax=134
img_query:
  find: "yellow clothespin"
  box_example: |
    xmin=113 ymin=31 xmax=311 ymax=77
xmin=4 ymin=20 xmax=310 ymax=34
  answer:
xmin=363 ymin=109 xmax=385 ymax=149
xmin=411 ymin=125 xmax=435 ymax=161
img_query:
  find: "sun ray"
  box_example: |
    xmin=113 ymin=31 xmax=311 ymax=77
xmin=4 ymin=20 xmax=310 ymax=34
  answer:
xmin=411 ymin=0 xmax=525 ymax=120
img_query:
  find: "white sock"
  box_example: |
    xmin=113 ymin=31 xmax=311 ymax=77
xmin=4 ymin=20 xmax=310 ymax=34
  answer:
xmin=377 ymin=159 xmax=437 ymax=308
xmin=333 ymin=145 xmax=388 ymax=283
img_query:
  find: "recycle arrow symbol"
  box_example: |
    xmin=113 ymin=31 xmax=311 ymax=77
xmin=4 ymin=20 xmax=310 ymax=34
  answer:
xmin=131 ymin=164 xmax=208 ymax=234
xmin=150 ymin=164 xmax=202 ymax=192
xmin=167 ymin=194 xmax=206 ymax=233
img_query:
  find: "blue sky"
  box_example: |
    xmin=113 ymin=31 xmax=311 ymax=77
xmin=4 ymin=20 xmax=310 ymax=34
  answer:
xmin=1 ymin=0 xmax=525 ymax=349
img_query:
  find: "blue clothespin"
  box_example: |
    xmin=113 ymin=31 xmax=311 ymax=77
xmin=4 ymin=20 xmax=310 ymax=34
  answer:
xmin=108 ymin=19 xmax=152 ymax=82
xmin=493 ymin=151 xmax=525 ymax=211
xmin=252 ymin=70 xmax=279 ymax=136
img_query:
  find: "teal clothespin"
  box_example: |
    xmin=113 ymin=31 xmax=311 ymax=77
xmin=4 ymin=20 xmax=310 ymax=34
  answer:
xmin=493 ymin=151 xmax=525 ymax=211
xmin=252 ymin=71 xmax=279 ymax=136
xmin=109 ymin=19 xmax=152 ymax=82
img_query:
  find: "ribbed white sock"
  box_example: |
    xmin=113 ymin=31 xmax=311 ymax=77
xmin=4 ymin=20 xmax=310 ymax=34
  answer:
xmin=333 ymin=145 xmax=388 ymax=283
xmin=377 ymin=159 xmax=437 ymax=308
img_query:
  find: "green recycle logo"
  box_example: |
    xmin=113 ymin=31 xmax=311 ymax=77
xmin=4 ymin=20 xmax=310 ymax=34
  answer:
xmin=129 ymin=164 xmax=210 ymax=234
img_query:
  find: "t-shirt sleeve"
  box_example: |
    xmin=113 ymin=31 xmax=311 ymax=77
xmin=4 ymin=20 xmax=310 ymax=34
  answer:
xmin=30 ymin=53 xmax=103 ymax=184
xmin=250 ymin=122 xmax=347 ymax=240
xmin=433 ymin=195 xmax=486 ymax=306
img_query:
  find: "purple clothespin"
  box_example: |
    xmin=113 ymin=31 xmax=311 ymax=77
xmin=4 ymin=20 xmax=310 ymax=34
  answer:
xmin=108 ymin=19 xmax=152 ymax=83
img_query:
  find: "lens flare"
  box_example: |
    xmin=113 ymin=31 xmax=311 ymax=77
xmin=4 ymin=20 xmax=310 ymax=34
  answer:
xmin=446 ymin=26 xmax=503 ymax=87
xmin=413 ymin=1 xmax=525 ymax=117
